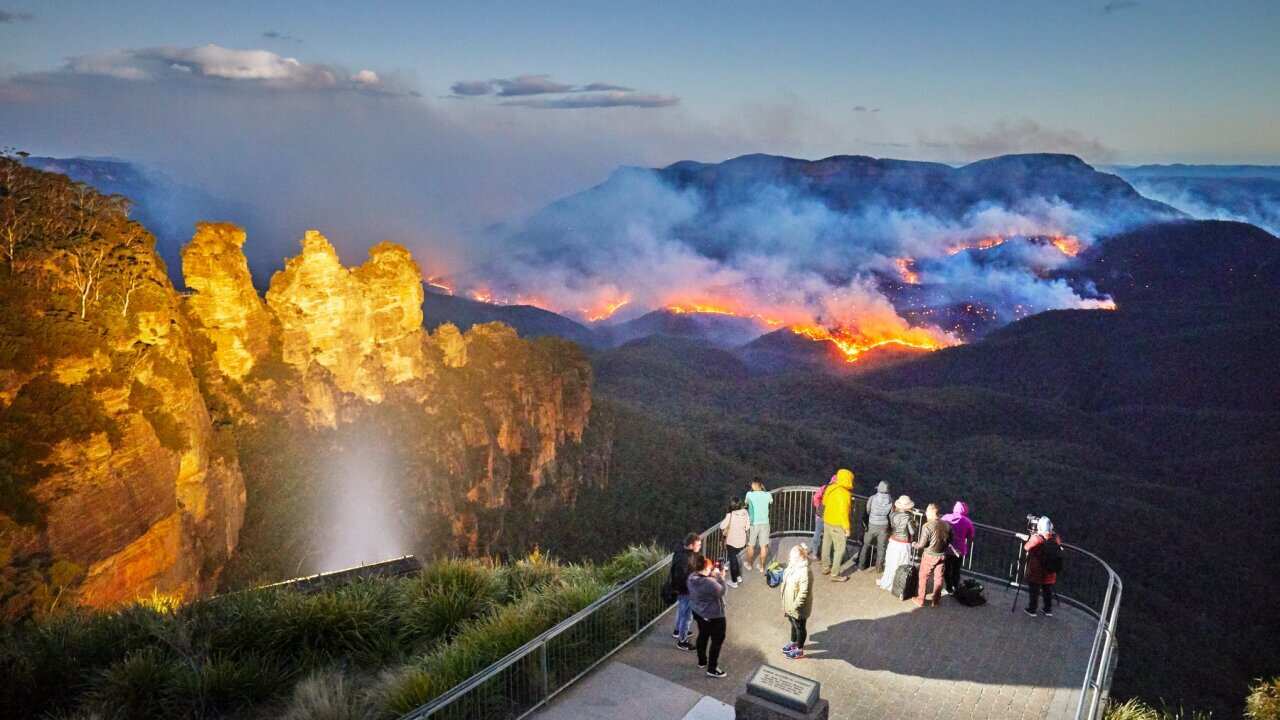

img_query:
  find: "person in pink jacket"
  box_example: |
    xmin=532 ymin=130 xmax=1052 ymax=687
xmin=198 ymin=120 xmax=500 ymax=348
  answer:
xmin=719 ymin=497 xmax=751 ymax=587
xmin=941 ymin=501 xmax=974 ymax=596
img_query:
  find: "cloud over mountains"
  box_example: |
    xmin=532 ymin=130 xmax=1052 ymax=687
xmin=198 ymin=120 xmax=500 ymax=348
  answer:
xmin=449 ymin=73 xmax=677 ymax=109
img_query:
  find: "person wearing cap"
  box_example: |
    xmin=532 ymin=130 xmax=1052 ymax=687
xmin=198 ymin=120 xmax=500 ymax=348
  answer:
xmin=877 ymin=495 xmax=918 ymax=591
xmin=858 ymin=481 xmax=893 ymax=572
xmin=820 ymin=468 xmax=855 ymax=581
xmin=1020 ymin=516 xmax=1063 ymax=617
xmin=809 ymin=475 xmax=835 ymax=557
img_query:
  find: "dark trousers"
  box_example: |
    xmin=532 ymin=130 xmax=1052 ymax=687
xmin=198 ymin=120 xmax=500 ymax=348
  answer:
xmin=693 ymin=613 xmax=726 ymax=672
xmin=1028 ymin=582 xmax=1055 ymax=613
xmin=726 ymin=544 xmax=743 ymax=583
xmin=859 ymin=524 xmax=889 ymax=570
xmin=787 ymin=615 xmax=808 ymax=649
xmin=943 ymin=552 xmax=963 ymax=593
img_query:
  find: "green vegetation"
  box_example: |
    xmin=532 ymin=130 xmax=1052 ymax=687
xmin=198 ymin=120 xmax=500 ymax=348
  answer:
xmin=0 ymin=545 xmax=664 ymax=719
xmin=1104 ymin=698 xmax=1212 ymax=720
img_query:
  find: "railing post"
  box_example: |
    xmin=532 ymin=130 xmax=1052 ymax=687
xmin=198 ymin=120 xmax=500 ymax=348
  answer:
xmin=633 ymin=583 xmax=640 ymax=633
xmin=540 ymin=640 xmax=549 ymax=701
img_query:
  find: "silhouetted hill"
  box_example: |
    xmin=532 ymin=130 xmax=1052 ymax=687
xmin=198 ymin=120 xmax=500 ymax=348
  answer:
xmin=643 ymin=152 xmax=1179 ymax=221
xmin=597 ymin=309 xmax=766 ymax=348
xmin=421 ymin=290 xmax=600 ymax=347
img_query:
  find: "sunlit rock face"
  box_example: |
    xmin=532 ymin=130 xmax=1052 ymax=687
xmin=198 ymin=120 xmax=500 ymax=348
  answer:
xmin=181 ymin=223 xmax=273 ymax=381
xmin=182 ymin=224 xmax=595 ymax=563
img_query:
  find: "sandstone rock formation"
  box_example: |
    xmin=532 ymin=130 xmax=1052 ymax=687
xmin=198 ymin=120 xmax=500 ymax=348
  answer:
xmin=0 ymin=161 xmax=246 ymax=618
xmin=181 ymin=223 xmax=273 ymax=381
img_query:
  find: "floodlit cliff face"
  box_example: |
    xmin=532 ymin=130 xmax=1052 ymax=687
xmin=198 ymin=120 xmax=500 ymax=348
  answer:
xmin=181 ymin=224 xmax=595 ymax=568
xmin=0 ymin=159 xmax=246 ymax=618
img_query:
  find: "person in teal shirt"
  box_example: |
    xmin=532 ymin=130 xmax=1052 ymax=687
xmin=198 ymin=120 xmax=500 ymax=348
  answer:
xmin=743 ymin=480 xmax=773 ymax=572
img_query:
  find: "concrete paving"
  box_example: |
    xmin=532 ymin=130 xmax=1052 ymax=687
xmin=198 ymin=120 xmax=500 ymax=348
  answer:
xmin=535 ymin=537 xmax=1095 ymax=720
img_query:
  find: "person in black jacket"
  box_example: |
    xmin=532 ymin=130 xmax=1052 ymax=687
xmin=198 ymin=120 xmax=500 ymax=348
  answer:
xmin=671 ymin=533 xmax=701 ymax=650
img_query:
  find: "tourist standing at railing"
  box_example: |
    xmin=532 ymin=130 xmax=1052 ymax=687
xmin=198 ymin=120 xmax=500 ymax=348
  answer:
xmin=687 ymin=552 xmax=729 ymax=678
xmin=859 ymin=481 xmax=893 ymax=572
xmin=820 ymin=468 xmax=855 ymax=582
xmin=1019 ymin=516 xmax=1063 ymax=617
xmin=719 ymin=498 xmax=750 ymax=587
xmin=671 ymin=533 xmax=701 ymax=650
xmin=941 ymin=501 xmax=974 ymax=596
xmin=744 ymin=480 xmax=773 ymax=572
xmin=781 ymin=544 xmax=814 ymax=660
xmin=913 ymin=503 xmax=951 ymax=607
xmin=877 ymin=496 xmax=917 ymax=591
xmin=809 ymin=476 xmax=834 ymax=557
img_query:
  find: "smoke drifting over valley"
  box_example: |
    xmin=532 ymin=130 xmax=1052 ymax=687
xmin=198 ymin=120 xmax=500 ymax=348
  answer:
xmin=452 ymin=154 xmax=1176 ymax=355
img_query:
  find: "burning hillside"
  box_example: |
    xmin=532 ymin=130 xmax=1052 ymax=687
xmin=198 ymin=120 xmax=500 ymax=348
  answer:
xmin=420 ymin=154 xmax=1171 ymax=364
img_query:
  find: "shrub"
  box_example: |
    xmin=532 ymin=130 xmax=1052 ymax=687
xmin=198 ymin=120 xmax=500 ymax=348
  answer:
xmin=282 ymin=669 xmax=373 ymax=720
xmin=597 ymin=544 xmax=665 ymax=585
xmin=1247 ymin=677 xmax=1280 ymax=720
xmin=498 ymin=550 xmax=562 ymax=601
xmin=86 ymin=646 xmax=183 ymax=719
xmin=1104 ymin=698 xmax=1212 ymax=720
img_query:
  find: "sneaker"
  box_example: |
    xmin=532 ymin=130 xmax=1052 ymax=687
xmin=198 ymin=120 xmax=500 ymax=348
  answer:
xmin=782 ymin=642 xmax=797 ymax=653
xmin=1023 ymin=608 xmax=1038 ymax=617
xmin=672 ymin=630 xmax=681 ymax=640
xmin=697 ymin=660 xmax=707 ymax=668
xmin=726 ymin=580 xmax=739 ymax=589
xmin=706 ymin=668 xmax=727 ymax=678
xmin=1044 ymin=610 xmax=1054 ymax=617
xmin=830 ymin=575 xmax=849 ymax=582
xmin=677 ymin=640 xmax=694 ymax=651
xmin=785 ymin=647 xmax=805 ymax=660
xmin=941 ymin=589 xmax=952 ymax=597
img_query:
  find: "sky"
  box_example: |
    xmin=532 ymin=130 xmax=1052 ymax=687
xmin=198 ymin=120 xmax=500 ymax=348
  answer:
xmin=1 ymin=0 xmax=1278 ymax=268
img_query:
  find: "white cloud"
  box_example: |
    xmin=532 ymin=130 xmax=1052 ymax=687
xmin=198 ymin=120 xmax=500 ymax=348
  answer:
xmin=59 ymin=44 xmax=397 ymax=93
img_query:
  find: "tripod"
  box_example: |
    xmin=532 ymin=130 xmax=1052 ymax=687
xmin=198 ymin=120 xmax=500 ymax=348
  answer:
xmin=1009 ymin=542 xmax=1028 ymax=614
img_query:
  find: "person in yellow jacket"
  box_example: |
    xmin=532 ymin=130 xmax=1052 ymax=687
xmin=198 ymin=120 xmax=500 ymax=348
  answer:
xmin=820 ymin=468 xmax=855 ymax=581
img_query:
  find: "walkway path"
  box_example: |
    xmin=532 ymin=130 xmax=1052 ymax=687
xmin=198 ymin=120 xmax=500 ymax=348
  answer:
xmin=535 ymin=538 xmax=1093 ymax=720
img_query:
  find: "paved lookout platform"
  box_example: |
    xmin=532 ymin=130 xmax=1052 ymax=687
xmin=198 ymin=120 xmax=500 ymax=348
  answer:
xmin=535 ymin=537 xmax=1094 ymax=720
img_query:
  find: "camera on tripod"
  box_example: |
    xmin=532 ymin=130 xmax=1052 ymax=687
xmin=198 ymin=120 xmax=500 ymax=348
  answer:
xmin=1025 ymin=514 xmax=1042 ymax=534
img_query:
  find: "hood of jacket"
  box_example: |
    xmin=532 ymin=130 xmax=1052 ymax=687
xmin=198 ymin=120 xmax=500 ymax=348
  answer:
xmin=952 ymin=501 xmax=969 ymax=516
xmin=834 ymin=468 xmax=854 ymax=490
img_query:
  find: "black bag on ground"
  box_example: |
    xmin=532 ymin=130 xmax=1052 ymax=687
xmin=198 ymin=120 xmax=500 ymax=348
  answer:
xmin=892 ymin=561 xmax=918 ymax=600
xmin=954 ymin=579 xmax=987 ymax=607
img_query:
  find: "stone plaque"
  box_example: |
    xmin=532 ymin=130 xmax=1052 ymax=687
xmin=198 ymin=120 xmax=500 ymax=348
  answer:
xmin=746 ymin=664 xmax=820 ymax=712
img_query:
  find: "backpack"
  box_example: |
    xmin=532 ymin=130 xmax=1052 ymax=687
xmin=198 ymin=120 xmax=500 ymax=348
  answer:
xmin=765 ymin=561 xmax=786 ymax=588
xmin=1039 ymin=536 xmax=1064 ymax=574
xmin=954 ymin=579 xmax=986 ymax=607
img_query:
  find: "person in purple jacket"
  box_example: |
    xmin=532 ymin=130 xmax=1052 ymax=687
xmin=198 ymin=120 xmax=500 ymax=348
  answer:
xmin=941 ymin=501 xmax=975 ymax=596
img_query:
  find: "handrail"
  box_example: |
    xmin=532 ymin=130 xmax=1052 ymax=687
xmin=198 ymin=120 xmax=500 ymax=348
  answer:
xmin=401 ymin=485 xmax=1121 ymax=720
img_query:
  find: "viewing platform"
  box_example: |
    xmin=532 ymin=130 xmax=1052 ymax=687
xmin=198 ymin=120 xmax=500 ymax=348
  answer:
xmin=404 ymin=486 xmax=1121 ymax=720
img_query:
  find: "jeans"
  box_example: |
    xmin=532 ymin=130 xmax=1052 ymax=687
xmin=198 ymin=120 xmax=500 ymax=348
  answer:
xmin=674 ymin=594 xmax=693 ymax=640
xmin=694 ymin=613 xmax=726 ymax=672
xmin=809 ymin=513 xmax=824 ymax=556
xmin=788 ymin=615 xmax=808 ymax=649
xmin=917 ymin=553 xmax=945 ymax=606
xmin=726 ymin=544 xmax=743 ymax=583
xmin=943 ymin=552 xmax=964 ymax=593
xmin=821 ymin=524 xmax=848 ymax=575
xmin=1028 ymin=582 xmax=1055 ymax=613
xmin=859 ymin=524 xmax=889 ymax=571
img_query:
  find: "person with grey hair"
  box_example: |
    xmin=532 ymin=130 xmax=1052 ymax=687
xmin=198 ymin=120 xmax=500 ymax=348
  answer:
xmin=781 ymin=544 xmax=814 ymax=659
xmin=1019 ymin=516 xmax=1064 ymax=617
xmin=858 ymin=481 xmax=893 ymax=572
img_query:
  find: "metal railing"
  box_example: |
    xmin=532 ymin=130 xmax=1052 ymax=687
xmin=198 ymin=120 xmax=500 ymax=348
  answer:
xmin=402 ymin=485 xmax=1121 ymax=720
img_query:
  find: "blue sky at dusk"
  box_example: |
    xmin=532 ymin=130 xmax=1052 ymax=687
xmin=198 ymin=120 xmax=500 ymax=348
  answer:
xmin=2 ymin=1 xmax=1277 ymax=262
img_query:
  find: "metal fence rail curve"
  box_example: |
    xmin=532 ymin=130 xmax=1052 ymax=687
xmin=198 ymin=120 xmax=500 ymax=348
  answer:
xmin=401 ymin=485 xmax=1121 ymax=720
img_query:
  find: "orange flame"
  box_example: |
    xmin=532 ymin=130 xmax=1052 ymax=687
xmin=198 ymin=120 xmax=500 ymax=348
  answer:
xmin=426 ymin=277 xmax=454 ymax=294
xmin=945 ymin=235 xmax=1008 ymax=256
xmin=1049 ymin=234 xmax=1084 ymax=257
xmin=791 ymin=324 xmax=948 ymax=363
xmin=894 ymin=258 xmax=921 ymax=285
xmin=666 ymin=303 xmax=786 ymax=326
xmin=583 ymin=296 xmax=632 ymax=322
